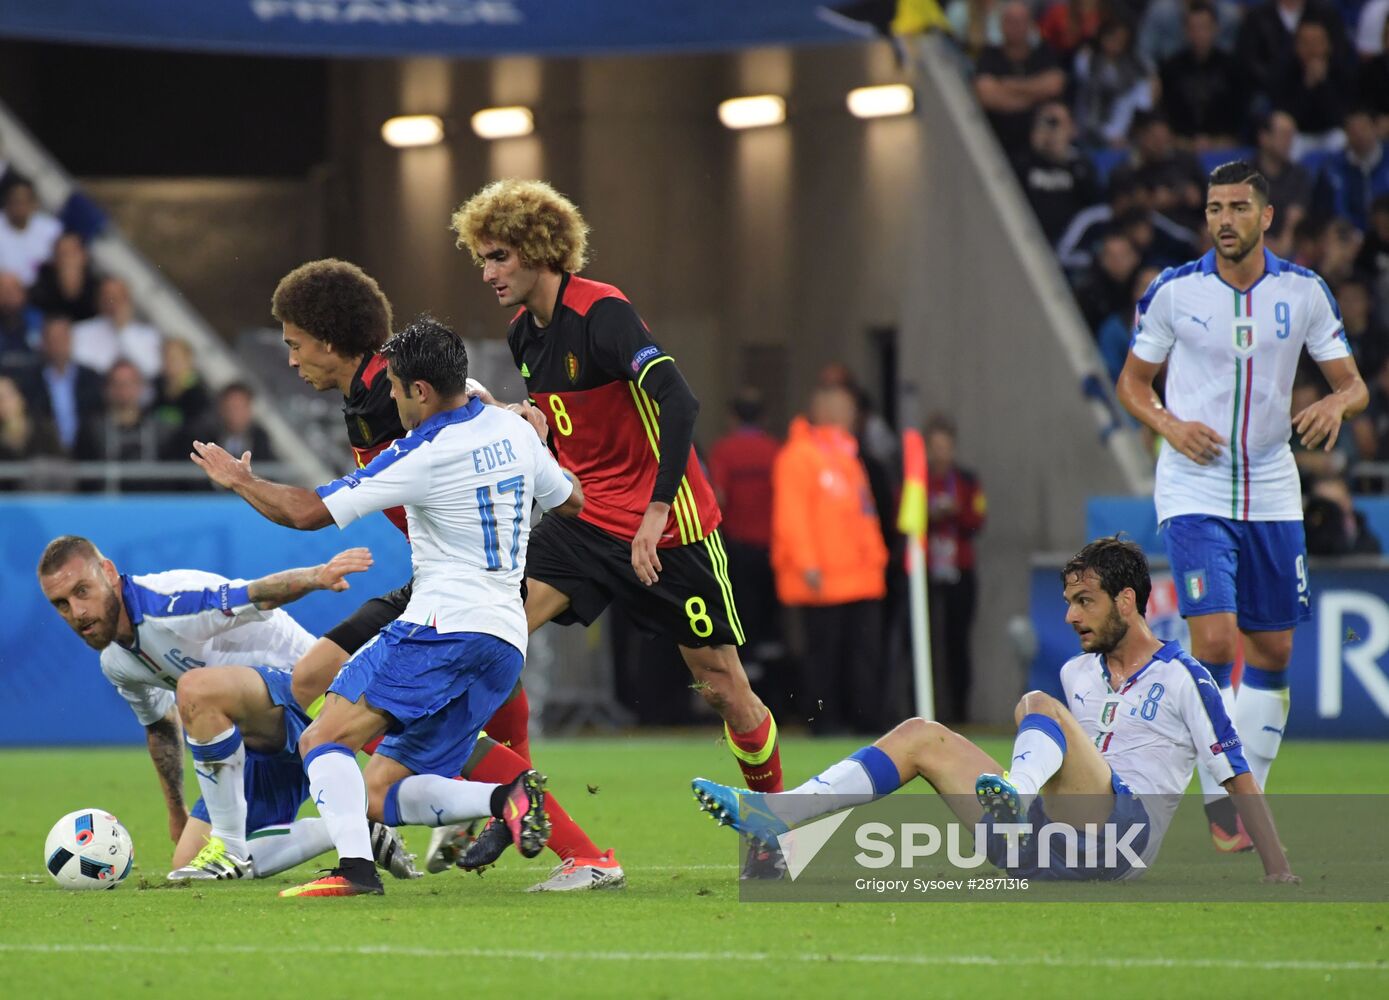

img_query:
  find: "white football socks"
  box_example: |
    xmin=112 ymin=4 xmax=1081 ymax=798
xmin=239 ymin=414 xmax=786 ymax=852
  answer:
xmin=767 ymin=745 xmax=903 ymax=827
xmin=247 ymin=819 xmax=334 ymax=877
xmin=1007 ymin=715 xmax=1066 ymax=799
xmin=384 ymin=775 xmax=500 ymax=827
xmin=1235 ymin=667 xmax=1291 ymax=790
xmin=305 ymin=743 xmax=374 ymax=862
xmin=187 ymin=725 xmax=248 ymax=858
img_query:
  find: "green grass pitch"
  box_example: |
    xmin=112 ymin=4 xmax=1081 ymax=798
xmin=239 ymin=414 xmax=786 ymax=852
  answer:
xmin=1 ymin=735 xmax=1386 ymax=998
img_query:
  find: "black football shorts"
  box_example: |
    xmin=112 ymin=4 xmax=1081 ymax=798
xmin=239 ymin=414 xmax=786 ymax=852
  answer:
xmin=526 ymin=514 xmax=745 ymax=648
xmin=322 ymin=580 xmax=413 ymax=655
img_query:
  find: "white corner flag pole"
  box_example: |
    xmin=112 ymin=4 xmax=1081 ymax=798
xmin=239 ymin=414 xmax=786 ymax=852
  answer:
xmin=900 ymin=428 xmax=935 ymax=720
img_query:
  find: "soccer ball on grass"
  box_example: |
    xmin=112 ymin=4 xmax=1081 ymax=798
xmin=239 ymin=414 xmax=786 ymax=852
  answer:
xmin=43 ymin=809 xmax=135 ymax=890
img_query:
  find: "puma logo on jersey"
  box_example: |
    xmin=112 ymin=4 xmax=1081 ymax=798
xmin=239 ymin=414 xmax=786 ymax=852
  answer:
xmin=1186 ymin=315 xmax=1212 ymax=332
xmin=1073 ymin=692 xmax=1086 ymax=705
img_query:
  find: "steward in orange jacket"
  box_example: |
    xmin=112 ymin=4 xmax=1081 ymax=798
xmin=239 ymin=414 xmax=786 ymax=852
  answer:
xmin=771 ymin=398 xmax=889 ymax=607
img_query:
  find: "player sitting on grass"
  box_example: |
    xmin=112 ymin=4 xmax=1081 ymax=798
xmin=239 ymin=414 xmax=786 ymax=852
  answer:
xmin=36 ymin=535 xmax=420 ymax=882
xmin=192 ymin=317 xmax=583 ymax=897
xmin=693 ymin=536 xmax=1299 ymax=884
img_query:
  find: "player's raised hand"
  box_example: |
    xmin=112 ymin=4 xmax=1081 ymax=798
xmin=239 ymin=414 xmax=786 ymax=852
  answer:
xmin=317 ymin=547 xmax=374 ymax=592
xmin=1164 ymin=420 xmax=1226 ymax=465
xmin=466 ymin=378 xmax=498 ymax=406
xmin=190 ymin=441 xmax=254 ymax=489
xmin=1292 ymin=395 xmax=1347 ymax=452
xmin=631 ymin=502 xmax=669 ymax=586
xmin=508 ymin=400 xmax=549 ymax=442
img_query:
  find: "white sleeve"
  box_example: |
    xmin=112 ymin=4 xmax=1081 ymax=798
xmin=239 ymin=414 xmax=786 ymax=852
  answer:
xmin=529 ymin=432 xmax=574 ymax=512
xmin=316 ymin=435 xmax=432 ymax=528
xmin=1303 ymin=276 xmax=1350 ymax=363
xmin=100 ymin=652 xmax=175 ymax=727
xmin=126 ymin=576 xmax=271 ymax=643
xmin=1177 ymin=664 xmax=1250 ymax=786
xmin=1130 ymin=272 xmax=1176 ymax=364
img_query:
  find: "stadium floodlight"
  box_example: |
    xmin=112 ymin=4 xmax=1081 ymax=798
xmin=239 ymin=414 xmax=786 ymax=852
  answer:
xmin=381 ymin=115 xmax=445 ymax=148
xmin=470 ymin=106 xmax=535 ymax=140
xmin=718 ymin=95 xmax=786 ymax=130
xmin=846 ymin=84 xmax=914 ymax=119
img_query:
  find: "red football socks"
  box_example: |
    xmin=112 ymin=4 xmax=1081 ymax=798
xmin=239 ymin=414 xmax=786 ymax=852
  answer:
xmin=726 ymin=712 xmax=783 ymax=792
xmin=466 ymin=741 xmax=600 ymax=861
xmin=482 ymin=686 xmax=532 ymax=765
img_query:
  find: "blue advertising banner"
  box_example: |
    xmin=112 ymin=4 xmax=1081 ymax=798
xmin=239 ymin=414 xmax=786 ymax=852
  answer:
xmin=0 ymin=497 xmax=412 ymax=746
xmin=0 ymin=1 xmax=849 ymax=58
xmin=1027 ymin=557 xmax=1389 ymax=739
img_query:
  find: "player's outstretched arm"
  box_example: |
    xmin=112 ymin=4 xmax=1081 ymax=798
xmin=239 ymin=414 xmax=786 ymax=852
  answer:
xmin=1224 ymin=771 xmax=1300 ymax=884
xmin=145 ymin=706 xmax=189 ymax=844
xmin=1116 ymin=352 xmax=1227 ymax=465
xmin=246 ymin=547 xmax=374 ymax=610
xmin=189 ymin=441 xmax=333 ymax=530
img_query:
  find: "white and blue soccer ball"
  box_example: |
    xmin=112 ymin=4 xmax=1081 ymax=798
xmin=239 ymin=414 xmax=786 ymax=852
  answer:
xmin=43 ymin=809 xmax=135 ymax=890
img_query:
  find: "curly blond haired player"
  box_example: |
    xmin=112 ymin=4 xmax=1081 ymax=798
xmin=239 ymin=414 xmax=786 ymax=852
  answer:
xmin=451 ymin=179 xmax=787 ymax=879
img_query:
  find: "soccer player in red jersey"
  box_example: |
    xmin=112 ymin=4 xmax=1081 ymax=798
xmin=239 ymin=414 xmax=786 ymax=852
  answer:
xmin=217 ymin=259 xmax=622 ymax=891
xmin=451 ymin=180 xmax=786 ymax=876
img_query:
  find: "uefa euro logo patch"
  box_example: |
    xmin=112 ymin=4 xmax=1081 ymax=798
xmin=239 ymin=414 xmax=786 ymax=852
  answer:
xmin=1185 ymin=570 xmax=1206 ymax=602
xmin=1233 ymin=320 xmax=1256 ymax=355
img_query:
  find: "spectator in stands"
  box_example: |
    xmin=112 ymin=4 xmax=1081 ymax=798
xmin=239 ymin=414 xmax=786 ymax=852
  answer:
xmin=1108 ymin=112 xmax=1208 ymax=230
xmin=151 ymin=338 xmax=210 ymax=456
xmin=1356 ymin=195 xmax=1389 ymax=311
xmin=1073 ymin=17 xmax=1158 ymax=148
xmin=1058 ymin=171 xmax=1199 ymax=271
xmin=1271 ymin=19 xmax=1356 ymax=153
xmin=1074 ymin=230 xmax=1142 ymax=331
xmin=29 ymin=233 xmax=98 ymax=322
xmin=1356 ymin=0 xmax=1389 ymax=57
xmin=1353 ymin=357 xmax=1389 ymax=466
xmin=1139 ymin=0 xmax=1241 ymax=64
xmin=1037 ymin=0 xmax=1102 ymax=58
xmin=1097 ymin=264 xmax=1161 ymax=382
xmin=1304 ymin=475 xmax=1382 ymax=554
xmin=0 ymin=179 xmax=62 ymax=288
xmin=1159 ymin=1 xmax=1247 ymax=151
xmin=1255 ymin=110 xmax=1318 ymax=235
xmin=946 ymin=0 xmax=1003 ymax=59
xmin=924 ymin=413 xmax=986 ymax=723
xmin=71 ymin=277 xmax=162 ymax=380
xmin=0 ymin=270 xmax=39 ymax=370
xmin=1318 ymin=106 xmax=1389 ymax=232
xmin=708 ymin=386 xmax=784 ymax=664
xmin=1339 ymin=276 xmax=1389 ymax=378
xmin=0 ymin=373 xmax=61 ymax=466
xmin=20 ymin=315 xmax=102 ymax=455
xmin=191 ymin=382 xmax=274 ymax=465
xmin=1361 ymin=16 xmax=1389 ymax=135
xmin=1014 ymin=100 xmax=1101 ymax=245
xmin=74 ymin=359 xmax=163 ymax=475
xmin=974 ymin=1 xmax=1067 ymax=161
xmin=1236 ymin=0 xmax=1352 ymax=101
xmin=772 ymin=384 xmax=888 ymax=735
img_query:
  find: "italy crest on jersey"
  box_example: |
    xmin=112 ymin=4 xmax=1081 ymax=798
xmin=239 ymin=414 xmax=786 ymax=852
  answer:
xmin=565 ymin=351 xmax=579 ymax=383
xmin=1233 ymin=320 xmax=1256 ymax=355
xmin=1184 ymin=570 xmax=1206 ymax=602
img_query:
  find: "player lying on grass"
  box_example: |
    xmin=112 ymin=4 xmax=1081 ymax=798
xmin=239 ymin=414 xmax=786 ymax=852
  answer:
xmin=35 ymin=535 xmax=420 ymax=882
xmin=192 ymin=317 xmax=582 ymax=897
xmin=693 ymin=536 xmax=1299 ymax=883
xmin=263 ymin=258 xmax=623 ymax=892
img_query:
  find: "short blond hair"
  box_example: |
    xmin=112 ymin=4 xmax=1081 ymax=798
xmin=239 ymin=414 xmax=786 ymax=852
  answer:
xmin=450 ymin=179 xmax=589 ymax=273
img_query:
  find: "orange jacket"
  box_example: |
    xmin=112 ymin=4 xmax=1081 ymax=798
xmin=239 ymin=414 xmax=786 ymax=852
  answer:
xmin=771 ymin=417 xmax=889 ymax=606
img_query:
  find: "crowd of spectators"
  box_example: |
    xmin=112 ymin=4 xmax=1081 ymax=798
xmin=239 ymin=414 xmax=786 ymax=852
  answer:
xmin=0 ymin=163 xmax=271 ymax=491
xmin=966 ymin=0 xmax=1389 ymax=488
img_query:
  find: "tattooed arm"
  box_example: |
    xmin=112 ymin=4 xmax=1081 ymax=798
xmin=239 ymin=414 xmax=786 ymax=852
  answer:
xmin=245 ymin=548 xmax=374 ymax=610
xmin=146 ymin=707 xmax=188 ymax=844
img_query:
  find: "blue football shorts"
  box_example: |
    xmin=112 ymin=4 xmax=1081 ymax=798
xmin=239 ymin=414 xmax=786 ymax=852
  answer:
xmin=1162 ymin=514 xmax=1310 ymax=632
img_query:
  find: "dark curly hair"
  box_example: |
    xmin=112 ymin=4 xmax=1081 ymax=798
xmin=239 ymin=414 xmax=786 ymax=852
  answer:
xmin=271 ymin=259 xmax=393 ymax=357
xmin=381 ymin=315 xmax=469 ymax=398
xmin=1060 ymin=535 xmax=1152 ymax=616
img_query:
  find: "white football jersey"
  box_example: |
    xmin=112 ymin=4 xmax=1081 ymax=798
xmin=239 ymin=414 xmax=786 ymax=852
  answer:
xmin=1060 ymin=640 xmax=1249 ymax=866
xmin=99 ymin=570 xmax=315 ymax=727
xmin=1131 ymin=248 xmax=1348 ymax=523
xmin=317 ymin=397 xmax=573 ymax=654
